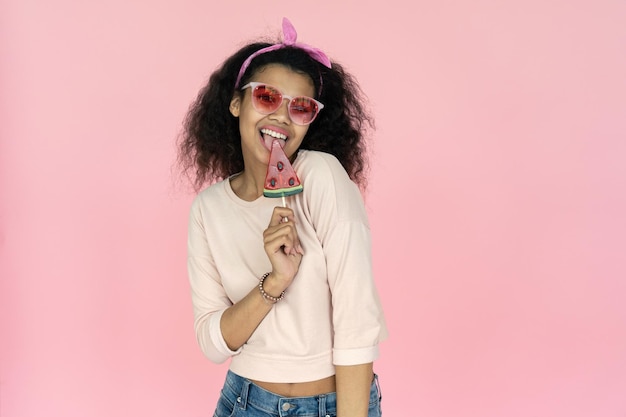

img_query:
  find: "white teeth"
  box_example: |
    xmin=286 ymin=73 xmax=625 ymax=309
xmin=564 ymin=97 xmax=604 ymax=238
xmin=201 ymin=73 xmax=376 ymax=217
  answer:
xmin=261 ymin=128 xmax=287 ymax=140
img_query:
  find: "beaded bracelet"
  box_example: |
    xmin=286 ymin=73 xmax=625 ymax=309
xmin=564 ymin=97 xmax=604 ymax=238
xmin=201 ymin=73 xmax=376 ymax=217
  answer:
xmin=258 ymin=272 xmax=285 ymax=304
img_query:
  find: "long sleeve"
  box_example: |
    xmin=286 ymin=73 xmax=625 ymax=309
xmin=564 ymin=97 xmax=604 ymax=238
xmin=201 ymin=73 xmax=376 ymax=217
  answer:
xmin=187 ymin=197 xmax=242 ymax=363
xmin=300 ymin=152 xmax=388 ymax=366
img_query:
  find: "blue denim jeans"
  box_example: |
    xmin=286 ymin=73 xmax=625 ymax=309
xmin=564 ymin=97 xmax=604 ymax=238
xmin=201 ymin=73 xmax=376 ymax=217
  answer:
xmin=213 ymin=370 xmax=382 ymax=417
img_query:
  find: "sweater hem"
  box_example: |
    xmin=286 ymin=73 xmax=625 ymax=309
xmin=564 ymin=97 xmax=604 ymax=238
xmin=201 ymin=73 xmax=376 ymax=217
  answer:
xmin=229 ymin=351 xmax=336 ymax=383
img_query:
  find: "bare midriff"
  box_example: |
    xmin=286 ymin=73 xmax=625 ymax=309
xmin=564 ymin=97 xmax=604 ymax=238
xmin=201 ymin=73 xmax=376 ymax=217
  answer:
xmin=251 ymin=375 xmax=336 ymax=397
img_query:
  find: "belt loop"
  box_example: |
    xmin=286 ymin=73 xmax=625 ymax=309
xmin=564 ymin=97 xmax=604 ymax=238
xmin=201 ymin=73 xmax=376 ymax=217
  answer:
xmin=318 ymin=393 xmax=327 ymax=417
xmin=238 ymin=379 xmax=251 ymax=410
xmin=374 ymin=373 xmax=382 ymax=401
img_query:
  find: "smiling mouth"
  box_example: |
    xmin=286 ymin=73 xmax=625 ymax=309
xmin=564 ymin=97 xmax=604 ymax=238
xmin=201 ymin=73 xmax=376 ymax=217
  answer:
xmin=260 ymin=128 xmax=288 ymax=150
xmin=260 ymin=128 xmax=288 ymax=141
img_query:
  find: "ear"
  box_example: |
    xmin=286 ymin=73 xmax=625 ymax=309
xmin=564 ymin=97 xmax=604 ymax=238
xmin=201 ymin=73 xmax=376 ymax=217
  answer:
xmin=229 ymin=95 xmax=241 ymax=117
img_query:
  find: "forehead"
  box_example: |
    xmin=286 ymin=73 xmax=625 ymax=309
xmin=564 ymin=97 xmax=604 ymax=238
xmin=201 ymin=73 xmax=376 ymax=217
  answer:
xmin=250 ymin=64 xmax=315 ymax=97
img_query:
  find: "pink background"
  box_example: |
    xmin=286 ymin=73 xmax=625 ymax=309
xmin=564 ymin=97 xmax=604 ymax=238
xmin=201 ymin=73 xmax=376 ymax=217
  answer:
xmin=1 ymin=1 xmax=625 ymax=416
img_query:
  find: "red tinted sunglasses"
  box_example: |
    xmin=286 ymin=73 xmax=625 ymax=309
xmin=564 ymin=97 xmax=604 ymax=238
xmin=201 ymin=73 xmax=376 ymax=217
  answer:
xmin=241 ymin=82 xmax=325 ymax=126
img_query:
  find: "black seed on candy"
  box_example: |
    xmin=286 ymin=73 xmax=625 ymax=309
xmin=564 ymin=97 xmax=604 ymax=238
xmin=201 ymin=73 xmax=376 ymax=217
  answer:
xmin=289 ymin=178 xmax=295 ymax=186
xmin=277 ymin=162 xmax=284 ymax=171
xmin=270 ymin=178 xmax=276 ymax=187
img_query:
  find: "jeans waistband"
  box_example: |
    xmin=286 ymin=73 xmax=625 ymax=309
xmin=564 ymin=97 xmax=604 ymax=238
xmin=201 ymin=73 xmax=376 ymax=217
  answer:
xmin=224 ymin=370 xmax=337 ymax=416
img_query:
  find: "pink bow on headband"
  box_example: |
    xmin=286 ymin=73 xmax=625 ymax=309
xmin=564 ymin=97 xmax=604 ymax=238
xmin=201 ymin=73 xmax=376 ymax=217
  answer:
xmin=234 ymin=18 xmax=332 ymax=88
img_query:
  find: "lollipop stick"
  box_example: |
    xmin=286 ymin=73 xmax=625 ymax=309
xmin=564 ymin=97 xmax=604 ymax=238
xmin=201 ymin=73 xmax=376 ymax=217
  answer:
xmin=281 ymin=195 xmax=288 ymax=223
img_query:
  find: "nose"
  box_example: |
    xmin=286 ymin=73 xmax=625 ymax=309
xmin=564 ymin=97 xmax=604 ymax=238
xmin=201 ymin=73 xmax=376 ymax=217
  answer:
xmin=268 ymin=99 xmax=291 ymax=124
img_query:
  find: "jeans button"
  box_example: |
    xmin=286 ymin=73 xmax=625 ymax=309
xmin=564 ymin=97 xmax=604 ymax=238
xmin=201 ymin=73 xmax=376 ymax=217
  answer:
xmin=282 ymin=402 xmax=291 ymax=411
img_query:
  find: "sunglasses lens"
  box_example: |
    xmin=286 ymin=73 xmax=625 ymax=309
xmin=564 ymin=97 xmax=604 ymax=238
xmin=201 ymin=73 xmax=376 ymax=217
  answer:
xmin=288 ymin=97 xmax=319 ymax=125
xmin=251 ymin=85 xmax=282 ymax=113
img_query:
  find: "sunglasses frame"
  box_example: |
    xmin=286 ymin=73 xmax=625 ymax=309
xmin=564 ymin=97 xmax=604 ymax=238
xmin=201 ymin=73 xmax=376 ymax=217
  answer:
xmin=241 ymin=82 xmax=325 ymax=126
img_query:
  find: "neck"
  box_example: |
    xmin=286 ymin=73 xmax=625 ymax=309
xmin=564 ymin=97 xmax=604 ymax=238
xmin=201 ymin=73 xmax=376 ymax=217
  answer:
xmin=230 ymin=167 xmax=266 ymax=201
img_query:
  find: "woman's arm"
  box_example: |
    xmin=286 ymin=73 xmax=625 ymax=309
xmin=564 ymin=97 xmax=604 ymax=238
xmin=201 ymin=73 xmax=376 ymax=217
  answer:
xmin=219 ymin=271 xmax=288 ymax=350
xmin=336 ymin=362 xmax=374 ymax=417
xmin=299 ymin=153 xmax=385 ymax=414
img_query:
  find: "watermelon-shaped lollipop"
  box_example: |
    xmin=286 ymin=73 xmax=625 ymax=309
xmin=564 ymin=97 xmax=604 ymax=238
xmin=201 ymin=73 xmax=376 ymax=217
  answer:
xmin=264 ymin=139 xmax=303 ymax=200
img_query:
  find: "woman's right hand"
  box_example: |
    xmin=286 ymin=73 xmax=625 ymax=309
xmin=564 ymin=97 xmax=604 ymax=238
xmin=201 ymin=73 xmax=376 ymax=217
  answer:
xmin=262 ymin=206 xmax=304 ymax=294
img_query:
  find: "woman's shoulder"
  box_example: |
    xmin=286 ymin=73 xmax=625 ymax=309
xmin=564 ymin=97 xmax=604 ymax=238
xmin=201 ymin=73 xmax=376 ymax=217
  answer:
xmin=295 ymin=150 xmax=349 ymax=179
xmin=190 ymin=178 xmax=230 ymax=210
xmin=295 ymin=151 xmax=367 ymax=222
xmin=295 ymin=150 xmax=360 ymax=199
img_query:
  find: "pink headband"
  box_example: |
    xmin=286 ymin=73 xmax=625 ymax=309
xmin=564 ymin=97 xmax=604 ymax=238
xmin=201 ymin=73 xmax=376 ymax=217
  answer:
xmin=234 ymin=18 xmax=332 ymax=89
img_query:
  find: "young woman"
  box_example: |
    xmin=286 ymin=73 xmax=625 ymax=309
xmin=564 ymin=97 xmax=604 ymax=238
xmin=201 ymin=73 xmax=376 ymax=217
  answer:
xmin=178 ymin=18 xmax=387 ymax=417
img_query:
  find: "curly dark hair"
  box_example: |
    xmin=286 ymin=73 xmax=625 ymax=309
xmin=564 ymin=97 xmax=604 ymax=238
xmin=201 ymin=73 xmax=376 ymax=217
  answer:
xmin=177 ymin=41 xmax=374 ymax=192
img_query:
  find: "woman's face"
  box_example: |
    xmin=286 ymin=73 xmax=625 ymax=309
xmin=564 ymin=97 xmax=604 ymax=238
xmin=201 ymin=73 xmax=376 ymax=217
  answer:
xmin=229 ymin=64 xmax=315 ymax=170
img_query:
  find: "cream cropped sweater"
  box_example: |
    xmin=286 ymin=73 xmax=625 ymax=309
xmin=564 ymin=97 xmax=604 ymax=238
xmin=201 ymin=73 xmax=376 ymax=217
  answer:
xmin=187 ymin=150 xmax=387 ymax=383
